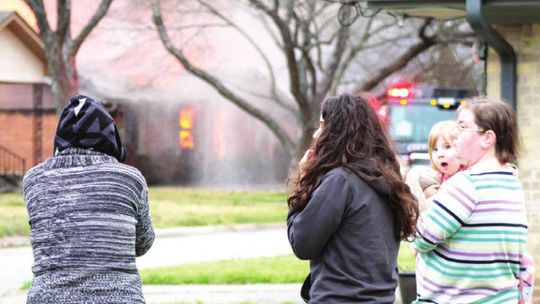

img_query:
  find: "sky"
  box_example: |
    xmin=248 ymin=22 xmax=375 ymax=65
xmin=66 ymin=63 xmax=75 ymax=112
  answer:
xmin=0 ymin=0 xmax=286 ymax=103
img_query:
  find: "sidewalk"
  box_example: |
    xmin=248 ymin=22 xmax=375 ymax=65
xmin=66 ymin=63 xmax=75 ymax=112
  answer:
xmin=0 ymin=223 xmax=300 ymax=303
xmin=0 ymin=284 xmax=305 ymax=304
xmin=137 ymin=223 xmax=291 ymax=269
xmin=145 ymin=284 xmax=304 ymax=304
xmin=0 ymin=224 xmax=402 ymax=303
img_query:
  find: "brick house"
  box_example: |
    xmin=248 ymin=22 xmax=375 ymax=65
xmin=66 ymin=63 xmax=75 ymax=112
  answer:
xmin=367 ymin=0 xmax=540 ymax=299
xmin=0 ymin=11 xmax=55 ymax=186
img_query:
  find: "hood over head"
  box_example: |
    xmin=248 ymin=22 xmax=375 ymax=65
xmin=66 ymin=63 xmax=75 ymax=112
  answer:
xmin=53 ymin=95 xmax=126 ymax=162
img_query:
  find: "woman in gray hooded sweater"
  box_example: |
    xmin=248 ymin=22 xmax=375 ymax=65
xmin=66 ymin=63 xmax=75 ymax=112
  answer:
xmin=287 ymin=94 xmax=419 ymax=303
xmin=23 ymin=95 xmax=154 ymax=303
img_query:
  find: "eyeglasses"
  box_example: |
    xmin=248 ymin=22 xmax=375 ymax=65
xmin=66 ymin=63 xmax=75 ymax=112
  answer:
xmin=457 ymin=125 xmax=485 ymax=133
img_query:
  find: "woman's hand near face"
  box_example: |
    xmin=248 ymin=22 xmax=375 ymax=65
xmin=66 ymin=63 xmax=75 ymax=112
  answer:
xmin=299 ymin=124 xmax=322 ymax=169
xmin=299 ymin=149 xmax=314 ymax=168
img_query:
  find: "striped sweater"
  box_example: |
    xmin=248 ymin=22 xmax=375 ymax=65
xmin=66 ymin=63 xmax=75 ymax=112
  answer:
xmin=23 ymin=148 xmax=155 ymax=304
xmin=413 ymin=167 xmax=527 ymax=304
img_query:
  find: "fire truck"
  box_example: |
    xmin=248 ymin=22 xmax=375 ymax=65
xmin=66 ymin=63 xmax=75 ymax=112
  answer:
xmin=381 ymin=81 xmax=471 ymax=170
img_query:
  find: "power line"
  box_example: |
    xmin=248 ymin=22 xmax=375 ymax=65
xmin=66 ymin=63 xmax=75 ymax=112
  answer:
xmin=319 ymin=0 xmax=381 ymax=26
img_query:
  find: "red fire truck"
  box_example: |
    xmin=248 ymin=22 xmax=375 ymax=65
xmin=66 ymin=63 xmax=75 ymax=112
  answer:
xmin=381 ymin=81 xmax=471 ymax=170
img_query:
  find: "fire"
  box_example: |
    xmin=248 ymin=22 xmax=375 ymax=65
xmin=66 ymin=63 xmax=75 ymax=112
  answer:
xmin=179 ymin=130 xmax=194 ymax=150
xmin=179 ymin=107 xmax=195 ymax=150
xmin=179 ymin=108 xmax=194 ymax=130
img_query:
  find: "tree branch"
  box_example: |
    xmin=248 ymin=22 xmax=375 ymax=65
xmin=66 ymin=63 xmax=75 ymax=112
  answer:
xmin=71 ymin=0 xmax=113 ymax=55
xmin=226 ymin=81 xmax=299 ymax=122
xmin=24 ymin=0 xmax=53 ymax=41
xmin=248 ymin=0 xmax=309 ymax=111
xmin=260 ymin=16 xmax=283 ymax=50
xmin=298 ymin=3 xmax=319 ymax=99
xmin=359 ymin=19 xmax=436 ymax=91
xmin=316 ymin=21 xmax=349 ymax=101
xmin=152 ymin=0 xmax=297 ymax=155
xmin=195 ymin=0 xmax=297 ymax=115
xmin=330 ymin=16 xmax=377 ymax=94
xmin=56 ymin=0 xmax=71 ymax=43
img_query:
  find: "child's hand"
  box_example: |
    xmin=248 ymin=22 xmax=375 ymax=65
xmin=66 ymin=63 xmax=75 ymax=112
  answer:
xmin=424 ymin=184 xmax=440 ymax=199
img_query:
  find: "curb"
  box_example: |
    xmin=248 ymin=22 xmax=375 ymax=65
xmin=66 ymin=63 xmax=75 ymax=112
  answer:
xmin=0 ymin=223 xmax=287 ymax=248
xmin=0 ymin=235 xmax=30 ymax=248
xmin=142 ymin=284 xmax=303 ymax=304
xmin=155 ymin=223 xmax=286 ymax=238
xmin=0 ymin=284 xmax=304 ymax=304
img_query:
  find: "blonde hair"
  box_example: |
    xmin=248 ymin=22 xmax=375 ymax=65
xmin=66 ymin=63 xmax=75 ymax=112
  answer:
xmin=427 ymin=120 xmax=459 ymax=171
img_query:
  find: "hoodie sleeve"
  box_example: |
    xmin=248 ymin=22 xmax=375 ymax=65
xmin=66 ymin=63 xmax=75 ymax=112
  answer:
xmin=413 ymin=172 xmax=476 ymax=253
xmin=287 ymin=171 xmax=350 ymax=260
xmin=135 ymin=188 xmax=155 ymax=256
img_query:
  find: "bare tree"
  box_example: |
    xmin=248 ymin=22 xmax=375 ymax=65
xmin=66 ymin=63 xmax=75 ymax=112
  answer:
xmin=151 ymin=0 xmax=474 ymax=162
xmin=25 ymin=0 xmax=114 ymax=114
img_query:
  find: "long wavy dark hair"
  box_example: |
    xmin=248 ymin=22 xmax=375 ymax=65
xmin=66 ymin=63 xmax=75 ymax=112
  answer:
xmin=287 ymin=94 xmax=419 ymax=241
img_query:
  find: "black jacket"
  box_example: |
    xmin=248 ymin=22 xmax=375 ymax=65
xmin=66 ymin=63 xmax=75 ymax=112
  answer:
xmin=287 ymin=167 xmax=398 ymax=303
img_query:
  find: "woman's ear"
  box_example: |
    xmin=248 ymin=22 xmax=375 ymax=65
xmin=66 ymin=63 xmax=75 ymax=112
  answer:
xmin=481 ymin=130 xmax=497 ymax=149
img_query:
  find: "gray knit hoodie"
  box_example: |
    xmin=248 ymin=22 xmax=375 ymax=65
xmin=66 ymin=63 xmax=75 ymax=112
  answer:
xmin=23 ymin=148 xmax=154 ymax=304
xmin=287 ymin=166 xmax=398 ymax=303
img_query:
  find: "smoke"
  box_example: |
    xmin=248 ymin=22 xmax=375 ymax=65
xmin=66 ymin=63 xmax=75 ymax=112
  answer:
xmin=74 ymin=0 xmax=292 ymax=187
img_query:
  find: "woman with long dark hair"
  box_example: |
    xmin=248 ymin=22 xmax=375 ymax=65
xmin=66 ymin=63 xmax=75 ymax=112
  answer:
xmin=287 ymin=94 xmax=419 ymax=303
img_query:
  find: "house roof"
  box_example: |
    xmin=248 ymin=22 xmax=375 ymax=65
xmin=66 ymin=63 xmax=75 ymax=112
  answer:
xmin=366 ymin=0 xmax=540 ymax=24
xmin=0 ymin=11 xmax=11 ymax=24
xmin=0 ymin=11 xmax=48 ymax=72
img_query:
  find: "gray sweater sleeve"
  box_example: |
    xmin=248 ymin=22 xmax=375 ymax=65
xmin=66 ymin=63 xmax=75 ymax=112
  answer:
xmin=287 ymin=172 xmax=350 ymax=260
xmin=135 ymin=188 xmax=155 ymax=256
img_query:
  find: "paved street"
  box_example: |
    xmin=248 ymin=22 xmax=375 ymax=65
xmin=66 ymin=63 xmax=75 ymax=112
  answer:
xmin=0 ymin=246 xmax=33 ymax=299
xmin=0 ymin=224 xmax=402 ymax=303
xmin=138 ymin=224 xmax=293 ymax=269
xmin=0 ymin=224 xmax=305 ymax=304
xmin=143 ymin=284 xmax=303 ymax=304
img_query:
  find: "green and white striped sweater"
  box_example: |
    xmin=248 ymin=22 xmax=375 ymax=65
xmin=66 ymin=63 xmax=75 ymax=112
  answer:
xmin=413 ymin=167 xmax=527 ymax=304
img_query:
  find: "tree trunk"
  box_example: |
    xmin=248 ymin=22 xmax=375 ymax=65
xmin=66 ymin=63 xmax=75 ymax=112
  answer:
xmin=48 ymin=40 xmax=78 ymax=115
xmin=50 ymin=58 xmax=79 ymax=115
xmin=25 ymin=0 xmax=113 ymax=116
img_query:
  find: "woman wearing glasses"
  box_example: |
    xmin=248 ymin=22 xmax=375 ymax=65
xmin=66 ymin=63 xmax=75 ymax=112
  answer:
xmin=413 ymin=97 xmax=528 ymax=303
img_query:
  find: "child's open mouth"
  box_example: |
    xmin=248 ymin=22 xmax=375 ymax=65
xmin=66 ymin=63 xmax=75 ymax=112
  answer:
xmin=440 ymin=162 xmax=448 ymax=168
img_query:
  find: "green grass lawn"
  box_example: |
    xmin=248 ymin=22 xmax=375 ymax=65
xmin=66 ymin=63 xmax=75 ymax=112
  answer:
xmin=140 ymin=244 xmax=416 ymax=285
xmin=0 ymin=188 xmax=287 ymax=238
xmin=141 ymin=255 xmax=308 ymax=285
xmin=0 ymin=192 xmax=30 ymax=238
xmin=21 ymin=243 xmax=415 ymax=289
xmin=397 ymin=241 xmax=416 ymax=272
xmin=149 ymin=188 xmax=287 ymax=227
xmin=22 ymin=247 xmax=416 ymax=289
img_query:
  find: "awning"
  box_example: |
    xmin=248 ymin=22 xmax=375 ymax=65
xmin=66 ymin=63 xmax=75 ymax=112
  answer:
xmin=366 ymin=0 xmax=540 ymax=24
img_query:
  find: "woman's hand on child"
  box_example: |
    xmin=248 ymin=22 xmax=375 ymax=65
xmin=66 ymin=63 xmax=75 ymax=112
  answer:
xmin=424 ymin=184 xmax=440 ymax=199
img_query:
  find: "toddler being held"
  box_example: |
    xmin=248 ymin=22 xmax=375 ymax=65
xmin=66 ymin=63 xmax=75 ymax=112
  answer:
xmin=406 ymin=120 xmax=462 ymax=212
